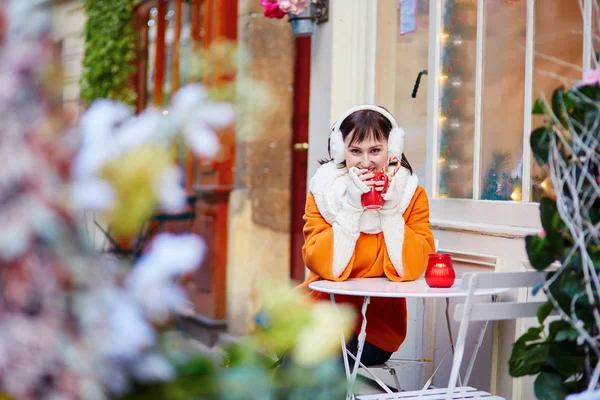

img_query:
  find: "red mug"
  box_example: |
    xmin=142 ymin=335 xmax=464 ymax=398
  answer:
xmin=425 ymin=253 xmax=456 ymax=288
xmin=361 ymin=171 xmax=390 ymax=210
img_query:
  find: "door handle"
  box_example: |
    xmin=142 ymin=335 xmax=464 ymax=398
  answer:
xmin=293 ymin=142 xmax=309 ymax=151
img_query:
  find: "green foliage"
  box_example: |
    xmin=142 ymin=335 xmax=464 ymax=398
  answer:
xmin=115 ymin=280 xmax=352 ymax=400
xmin=80 ymin=0 xmax=137 ymax=107
xmin=114 ymin=335 xmax=348 ymax=400
xmin=481 ymin=150 xmax=522 ymax=201
xmin=509 ymin=80 xmax=600 ymax=398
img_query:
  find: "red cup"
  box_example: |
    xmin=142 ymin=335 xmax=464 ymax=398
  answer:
xmin=361 ymin=171 xmax=390 ymax=210
xmin=425 ymin=253 xmax=456 ymax=288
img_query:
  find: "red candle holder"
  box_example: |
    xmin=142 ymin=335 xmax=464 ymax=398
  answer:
xmin=425 ymin=253 xmax=456 ymax=288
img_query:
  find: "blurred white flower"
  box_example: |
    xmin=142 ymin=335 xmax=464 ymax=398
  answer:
xmin=126 ymin=233 xmax=205 ymax=321
xmin=132 ymin=352 xmax=176 ymax=383
xmin=114 ymin=108 xmax=169 ymax=154
xmin=71 ymin=84 xmax=232 ymax=214
xmin=171 ymin=83 xmax=206 ymax=116
xmin=172 ymin=83 xmax=234 ymax=158
xmin=80 ymin=99 xmax=133 ymax=148
xmin=104 ymin=291 xmax=156 ymax=362
xmin=194 ymin=102 xmax=235 ymax=128
xmin=183 ymin=117 xmax=222 ymax=158
xmin=155 ymin=165 xmax=186 ymax=211
xmin=71 ymin=178 xmax=115 ymax=211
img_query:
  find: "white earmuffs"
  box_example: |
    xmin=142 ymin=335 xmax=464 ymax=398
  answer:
xmin=329 ymin=105 xmax=405 ymax=165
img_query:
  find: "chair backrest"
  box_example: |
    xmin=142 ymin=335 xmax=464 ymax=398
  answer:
xmin=445 ymin=270 xmax=550 ymax=398
xmin=460 ymin=271 xmax=544 ymax=290
xmin=454 ymin=271 xmax=548 ymax=322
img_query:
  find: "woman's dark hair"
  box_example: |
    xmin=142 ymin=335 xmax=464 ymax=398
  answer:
xmin=319 ymin=108 xmax=413 ymax=175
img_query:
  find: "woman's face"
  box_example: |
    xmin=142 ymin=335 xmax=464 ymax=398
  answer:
xmin=344 ymin=132 xmax=388 ymax=171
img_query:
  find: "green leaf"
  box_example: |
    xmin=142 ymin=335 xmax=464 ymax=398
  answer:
xmin=539 ymin=198 xmax=566 ymax=258
xmin=530 ymin=127 xmax=551 ymax=166
xmin=551 ymin=86 xmax=566 ymax=126
xmin=555 ymin=329 xmax=579 ymax=342
xmin=532 ymin=98 xmax=548 ymax=115
xmin=539 ymin=197 xmax=561 ymax=232
xmin=509 ymin=327 xmax=545 ymax=377
xmin=549 ymin=320 xmax=572 ymax=338
xmin=526 ymin=234 xmax=557 ymax=271
xmin=549 ymin=340 xmax=586 ymax=378
xmin=560 ymin=273 xmax=585 ymax=299
xmin=534 ymin=372 xmax=569 ymax=400
xmin=537 ymin=302 xmax=554 ymax=324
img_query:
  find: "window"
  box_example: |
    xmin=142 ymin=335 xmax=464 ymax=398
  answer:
xmin=393 ymin=0 xmax=430 ymax=184
xmin=431 ymin=0 xmax=586 ymax=206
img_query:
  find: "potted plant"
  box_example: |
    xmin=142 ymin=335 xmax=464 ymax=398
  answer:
xmin=508 ymin=69 xmax=600 ymax=399
xmin=260 ymin=0 xmax=328 ymax=37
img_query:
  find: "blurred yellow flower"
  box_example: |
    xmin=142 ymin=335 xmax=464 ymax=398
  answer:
xmin=100 ymin=145 xmax=170 ymax=237
xmin=256 ymin=282 xmax=355 ymax=367
xmin=256 ymin=284 xmax=312 ymax=354
xmin=293 ymin=302 xmax=354 ymax=366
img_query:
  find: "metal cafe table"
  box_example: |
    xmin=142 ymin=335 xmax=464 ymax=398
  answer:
xmin=308 ymin=277 xmax=509 ymax=399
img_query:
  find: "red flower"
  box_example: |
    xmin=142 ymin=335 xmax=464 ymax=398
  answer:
xmin=261 ymin=0 xmax=286 ymax=19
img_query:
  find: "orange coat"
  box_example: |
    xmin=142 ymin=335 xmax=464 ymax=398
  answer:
xmin=297 ymin=187 xmax=435 ymax=353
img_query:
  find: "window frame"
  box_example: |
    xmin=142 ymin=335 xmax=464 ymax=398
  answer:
xmin=422 ymin=0 xmax=593 ymax=229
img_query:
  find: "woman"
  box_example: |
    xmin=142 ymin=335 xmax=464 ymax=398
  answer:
xmin=297 ymin=105 xmax=435 ymax=366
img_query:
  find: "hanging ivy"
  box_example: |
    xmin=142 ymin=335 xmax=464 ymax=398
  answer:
xmin=80 ymin=0 xmax=137 ymax=107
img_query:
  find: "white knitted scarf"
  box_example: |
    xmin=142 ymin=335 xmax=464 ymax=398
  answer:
xmin=309 ymin=162 xmax=419 ymax=279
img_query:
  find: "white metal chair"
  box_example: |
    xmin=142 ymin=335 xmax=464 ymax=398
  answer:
xmin=357 ymin=270 xmax=547 ymax=400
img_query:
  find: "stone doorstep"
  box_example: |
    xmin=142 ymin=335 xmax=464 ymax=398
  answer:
xmin=176 ymin=313 xmax=228 ymax=348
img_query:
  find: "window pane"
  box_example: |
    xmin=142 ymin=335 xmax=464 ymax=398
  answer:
xmin=395 ymin=1 xmax=430 ymax=183
xmin=437 ymin=0 xmax=478 ymax=199
xmin=479 ymin=0 xmax=526 ymax=201
xmin=530 ymin=1 xmax=583 ymax=201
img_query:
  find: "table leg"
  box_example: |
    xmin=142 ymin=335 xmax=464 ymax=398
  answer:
xmin=445 ymin=298 xmax=462 ymax=387
xmin=330 ymin=294 xmax=351 ymax=380
xmin=351 ymin=296 xmax=371 ymax=388
xmin=444 ymin=298 xmax=455 ymax=355
xmin=330 ymin=294 xmax=371 ymax=399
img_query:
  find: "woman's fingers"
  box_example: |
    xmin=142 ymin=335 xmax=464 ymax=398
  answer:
xmin=359 ymin=173 xmax=375 ymax=182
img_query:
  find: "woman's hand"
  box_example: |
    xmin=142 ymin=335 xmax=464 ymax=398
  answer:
xmin=354 ymin=169 xmax=387 ymax=191
xmin=355 ymin=169 xmax=375 ymax=185
xmin=346 ymin=167 xmax=372 ymax=209
xmin=373 ymin=177 xmax=387 ymax=192
xmin=382 ymin=173 xmax=402 ymax=210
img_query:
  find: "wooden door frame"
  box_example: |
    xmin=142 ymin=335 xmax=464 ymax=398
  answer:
xmin=190 ymin=0 xmax=237 ymax=322
xmin=131 ymin=0 xmax=238 ymax=323
xmin=290 ymin=37 xmax=311 ymax=282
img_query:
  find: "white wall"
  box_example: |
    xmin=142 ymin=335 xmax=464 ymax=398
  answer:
xmin=51 ymin=0 xmax=86 ymax=122
xmin=307 ymin=0 xmax=378 ymax=179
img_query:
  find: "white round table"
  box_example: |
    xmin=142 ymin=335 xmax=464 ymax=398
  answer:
xmin=309 ymin=277 xmax=508 ymax=298
xmin=308 ymin=277 xmax=509 ymax=399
